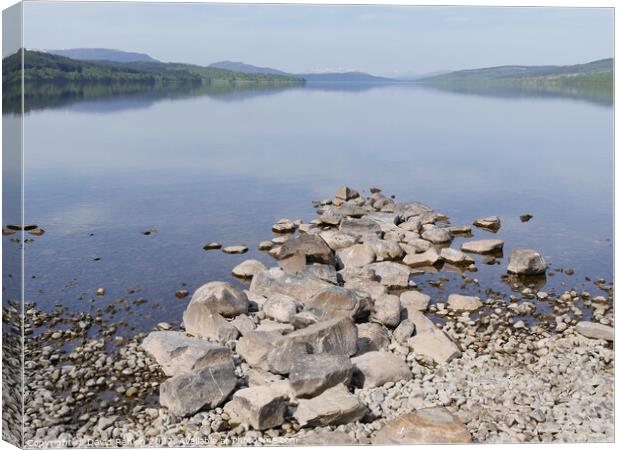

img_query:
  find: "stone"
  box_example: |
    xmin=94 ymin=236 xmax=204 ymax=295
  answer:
xmin=237 ymin=330 xmax=307 ymax=375
xmin=232 ymin=259 xmax=267 ymax=278
xmin=250 ymin=268 xmax=332 ymax=304
xmin=305 ymin=286 xmax=369 ymax=320
xmin=224 ymin=385 xmax=288 ymax=430
xmin=339 ymin=265 xmax=377 ymax=282
xmin=407 ymin=310 xmax=461 ymax=364
xmin=319 ymin=229 xmax=359 ymax=251
xmin=175 ymin=289 xmax=189 ymax=299
xmin=141 ymin=331 xmax=232 ymax=377
xmin=303 ymin=263 xmax=338 ymax=284
xmin=189 ymin=281 xmax=249 ymax=317
xmin=231 ymin=314 xmax=256 ymax=335
xmin=272 ymin=218 xmax=297 ymax=233
xmin=447 ymin=294 xmax=482 ymax=311
xmin=395 ymin=201 xmax=434 ymax=221
xmin=400 ymin=291 xmax=431 ymax=313
xmin=344 ymin=278 xmax=387 ymax=301
xmin=403 ymin=247 xmax=440 ymax=268
xmin=247 ymin=368 xmax=283 ymax=387
xmin=393 ymin=319 xmax=415 ymax=343
xmin=447 ymin=225 xmax=472 ymax=235
xmin=365 ymin=238 xmax=404 ymax=261
xmin=507 ymin=248 xmax=547 ymax=275
xmin=335 ymin=186 xmax=360 ymax=201
xmin=337 ymin=244 xmax=376 ymax=268
xmin=575 ymin=321 xmax=614 ymax=341
xmin=372 ymin=295 xmax=401 ymax=328
xmin=474 ymin=216 xmax=501 ymax=231
xmin=286 ymin=317 xmax=358 ymax=356
xmin=440 ymin=248 xmax=473 ymax=265
xmin=319 ymin=206 xmax=345 ymax=225
xmin=256 ymin=319 xmax=295 ymax=334
xmin=421 ymin=227 xmax=452 ymax=244
xmin=351 ymin=351 xmax=412 ymax=388
xmin=203 ymin=242 xmax=222 ymax=250
xmin=271 ymin=234 xmax=335 ymax=265
xmin=159 ymin=362 xmax=236 ymax=417
xmin=339 ymin=218 xmax=382 ymax=240
xmin=461 ymin=239 xmax=504 ymax=254
xmin=263 ymin=294 xmax=299 ymax=323
xmin=258 ymin=240 xmax=274 ymax=251
xmin=368 ymin=261 xmax=411 ymax=288
xmin=356 ymin=322 xmax=390 ymax=354
xmin=222 ymin=245 xmax=249 ymax=254
xmin=183 ymin=303 xmax=239 ymax=343
xmin=520 ymin=214 xmax=533 ymax=222
xmin=289 ymin=354 xmax=353 ymax=397
xmin=293 ymin=384 xmax=366 ymax=427
xmin=372 ymin=407 xmax=471 ymax=444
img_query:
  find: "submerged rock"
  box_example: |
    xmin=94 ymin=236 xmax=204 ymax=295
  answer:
xmin=507 ymin=248 xmax=547 ymax=275
xmin=203 ymin=242 xmax=222 ymax=250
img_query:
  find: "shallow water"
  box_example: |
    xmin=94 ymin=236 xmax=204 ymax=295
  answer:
xmin=7 ymin=82 xmax=613 ymax=332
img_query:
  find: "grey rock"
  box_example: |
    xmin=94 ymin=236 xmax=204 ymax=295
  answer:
xmin=289 ymin=354 xmax=353 ymax=397
xmin=400 ymin=291 xmax=431 ymax=313
xmin=335 ymin=186 xmax=360 ymax=201
xmin=395 ymin=201 xmax=434 ymax=221
xmin=224 ymin=385 xmax=288 ymax=430
xmin=303 ymin=263 xmax=338 ymax=284
xmin=407 ymin=310 xmax=461 ymax=364
xmin=250 ymin=267 xmax=332 ymax=304
xmin=365 ymin=239 xmax=404 ymax=261
xmin=271 ymin=234 xmax=335 ymax=265
xmin=367 ymin=261 xmax=411 ymax=287
xmin=183 ymin=302 xmax=239 ymax=343
xmin=421 ymin=227 xmax=452 ymax=244
xmin=344 ymin=278 xmax=387 ymax=301
xmin=237 ymin=330 xmax=307 ymax=375
xmin=393 ymin=319 xmax=415 ymax=343
xmin=305 ymin=286 xmax=369 ymax=320
xmin=575 ymin=321 xmax=614 ymax=341
xmin=336 ymin=244 xmax=376 ymax=268
xmin=232 ymin=259 xmax=267 ymax=278
xmin=473 ymin=216 xmax=501 ymax=231
xmin=189 ymin=281 xmax=249 ymax=317
xmin=319 ymin=229 xmax=359 ymax=251
xmin=439 ymin=248 xmax=473 ymax=265
xmin=272 ymin=218 xmax=298 ymax=233
xmin=507 ymin=248 xmax=547 ymax=275
xmin=403 ymin=247 xmax=440 ymax=268
xmin=372 ymin=294 xmax=401 ymax=328
xmin=222 ymin=245 xmax=248 ymax=254
xmin=339 ymin=218 xmax=382 ymax=240
xmin=286 ymin=317 xmax=358 ymax=356
xmin=461 ymin=239 xmax=504 ymax=254
xmin=351 ymin=351 xmax=412 ymax=388
xmin=293 ymin=384 xmax=366 ymax=427
xmin=447 ymin=294 xmax=482 ymax=311
xmin=230 ymin=314 xmax=256 ymax=336
xmin=356 ymin=322 xmax=390 ymax=354
xmin=263 ymin=294 xmax=299 ymax=323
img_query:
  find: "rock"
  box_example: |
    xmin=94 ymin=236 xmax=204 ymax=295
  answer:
xmin=222 ymin=245 xmax=248 ymax=254
xmin=183 ymin=303 xmax=239 ymax=343
xmin=461 ymin=239 xmax=504 ymax=254
xmin=447 ymin=294 xmax=482 ymax=311
xmin=406 ymin=310 xmax=461 ymax=364
xmin=337 ymin=244 xmax=376 ymax=268
xmin=293 ymin=384 xmax=366 ymax=427
xmin=263 ymin=294 xmax=299 ymax=323
xmin=507 ymin=248 xmax=547 ymax=275
xmin=447 ymin=225 xmax=472 ymax=235
xmin=339 ymin=218 xmax=382 ymax=240
xmin=344 ymin=278 xmax=387 ymax=301
xmin=286 ymin=317 xmax=358 ymax=356
xmin=368 ymin=261 xmax=411 ymax=287
xmin=439 ymin=248 xmax=473 ymax=265
xmin=403 ymin=247 xmax=440 ymax=268
xmin=372 ymin=407 xmax=471 ymax=444
xmin=247 ymin=368 xmax=283 ymax=387
xmin=305 ymin=286 xmax=369 ymax=320
xmin=203 ymin=242 xmax=222 ymax=250
xmin=272 ymin=218 xmax=297 ymax=233
xmin=395 ymin=201 xmax=434 ymax=221
xmin=141 ymin=331 xmax=232 ymax=376
xmin=224 ymin=385 xmax=288 ymax=430
xmin=575 ymin=321 xmax=614 ymax=341
xmin=159 ymin=362 xmax=236 ymax=416
xmin=289 ymin=354 xmax=353 ymax=397
xmin=271 ymin=234 xmax=335 ymax=265
xmin=520 ymin=214 xmax=533 ymax=222
xmin=473 ymin=216 xmax=501 ymax=231
xmin=319 ymin=229 xmax=359 ymax=251
xmin=175 ymin=289 xmax=189 ymax=299
xmin=356 ymin=322 xmax=390 ymax=354
xmin=96 ymin=288 xmax=105 ymax=296
xmin=303 ymin=263 xmax=338 ymax=284
xmin=421 ymin=227 xmax=452 ymax=244
xmin=258 ymin=240 xmax=274 ymax=251
xmin=401 ymin=237 xmax=432 ymax=253
xmin=237 ymin=330 xmax=307 ymax=375
xmin=351 ymin=351 xmax=412 ymax=388
xmin=372 ymin=295 xmax=401 ymax=328
xmin=319 ymin=206 xmax=345 ymax=225
xmin=365 ymin=239 xmax=404 ymax=261
xmin=335 ymin=186 xmax=360 ymax=201
xmin=189 ymin=281 xmax=249 ymax=317
xmin=28 ymin=227 xmax=45 ymax=236
xmin=231 ymin=314 xmax=256 ymax=335
xmin=295 ymin=430 xmax=366 ymax=445
xmin=256 ymin=319 xmax=295 ymax=334
xmin=232 ymin=259 xmax=267 ymax=278
xmin=393 ymin=319 xmax=415 ymax=343
xmin=400 ymin=291 xmax=431 ymax=313
xmin=250 ymin=268 xmax=332 ymax=304
xmin=339 ymin=265 xmax=377 ymax=282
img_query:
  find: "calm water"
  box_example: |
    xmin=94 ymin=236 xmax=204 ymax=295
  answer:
xmin=7 ymin=83 xmax=613 ymax=332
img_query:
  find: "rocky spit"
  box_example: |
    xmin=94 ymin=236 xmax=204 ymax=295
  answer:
xmin=10 ymin=186 xmax=614 ymax=447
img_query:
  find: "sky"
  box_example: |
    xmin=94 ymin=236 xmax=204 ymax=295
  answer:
xmin=11 ymin=1 xmax=615 ymax=76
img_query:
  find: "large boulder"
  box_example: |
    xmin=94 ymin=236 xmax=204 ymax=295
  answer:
xmin=289 ymin=354 xmax=353 ymax=397
xmin=319 ymin=229 xmax=359 ymax=251
xmin=421 ymin=227 xmax=452 ymax=244
xmin=339 ymin=218 xmax=382 ymax=240
xmin=304 ymin=286 xmax=369 ymax=320
xmin=356 ymin=322 xmax=390 ymax=354
xmin=159 ymin=361 xmax=236 ymax=417
xmin=447 ymin=294 xmax=482 ymax=312
xmin=407 ymin=310 xmax=461 ymax=364
xmin=271 ymin=234 xmax=335 ymax=265
xmin=250 ymin=268 xmax=332 ymax=304
xmin=262 ymin=294 xmax=299 ymax=323
xmin=507 ymin=248 xmax=547 ymax=275
xmin=400 ymin=291 xmax=431 ymax=313
xmin=575 ymin=321 xmax=614 ymax=341
xmin=183 ymin=303 xmax=239 ymax=343
xmin=335 ymin=186 xmax=359 ymax=201
xmin=368 ymin=261 xmax=411 ymax=288
xmin=344 ymin=278 xmax=387 ymax=301
xmin=189 ymin=281 xmax=249 ymax=317
xmin=293 ymin=384 xmax=367 ymax=427
xmin=365 ymin=239 xmax=404 ymax=261
xmin=461 ymin=239 xmax=504 ymax=254
xmin=232 ymin=259 xmax=267 ymax=278
xmin=224 ymin=385 xmax=288 ymax=430
xmin=286 ymin=317 xmax=358 ymax=356
xmin=351 ymin=351 xmax=412 ymax=388
xmin=303 ymin=263 xmax=338 ymax=284
xmin=141 ymin=331 xmax=232 ymax=377
xmin=336 ymin=244 xmax=376 ymax=268
xmin=237 ymin=330 xmax=307 ymax=375
xmin=372 ymin=407 xmax=471 ymax=444
xmin=372 ymin=295 xmax=401 ymax=328
xmin=395 ymin=202 xmax=434 ymax=221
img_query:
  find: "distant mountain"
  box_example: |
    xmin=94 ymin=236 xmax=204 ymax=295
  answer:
xmin=208 ymin=61 xmax=289 ymax=76
xmin=45 ymin=48 xmax=159 ymax=63
xmin=297 ymin=72 xmax=394 ymax=82
xmin=420 ymin=58 xmax=613 ymax=83
xmin=393 ymin=70 xmax=450 ymax=81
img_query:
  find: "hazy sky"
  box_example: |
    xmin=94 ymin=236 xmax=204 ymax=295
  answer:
xmin=17 ymin=1 xmax=614 ymax=75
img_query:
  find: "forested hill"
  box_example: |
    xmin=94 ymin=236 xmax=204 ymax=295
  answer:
xmin=2 ymin=50 xmax=304 ymax=88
